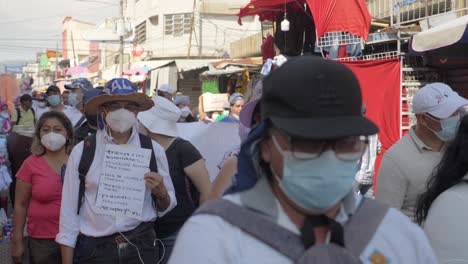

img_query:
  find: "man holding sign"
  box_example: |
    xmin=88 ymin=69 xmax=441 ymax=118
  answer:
xmin=56 ymin=78 xmax=176 ymax=264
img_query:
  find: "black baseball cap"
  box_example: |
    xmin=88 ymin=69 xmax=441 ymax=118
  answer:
xmin=261 ymin=57 xmax=378 ymax=139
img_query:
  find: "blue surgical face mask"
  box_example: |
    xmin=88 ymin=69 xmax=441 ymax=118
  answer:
xmin=425 ymin=114 xmax=460 ymax=142
xmin=47 ymin=95 xmax=61 ymax=106
xmin=68 ymin=93 xmax=80 ymax=107
xmin=271 ymin=135 xmax=359 ymax=211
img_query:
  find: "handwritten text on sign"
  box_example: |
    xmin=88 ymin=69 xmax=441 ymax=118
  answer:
xmin=95 ymin=144 xmax=151 ymax=219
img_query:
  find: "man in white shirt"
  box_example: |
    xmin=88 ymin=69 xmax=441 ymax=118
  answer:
xmin=169 ymin=57 xmax=436 ymax=264
xmin=63 ymin=78 xmax=94 ymax=127
xmin=376 ymin=83 xmax=468 ymax=220
xmin=36 ymin=85 xmax=84 ymax=127
xmin=56 ymin=78 xmax=177 ymax=264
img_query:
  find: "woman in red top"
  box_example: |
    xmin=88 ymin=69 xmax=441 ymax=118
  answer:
xmin=12 ymin=111 xmax=74 ymax=264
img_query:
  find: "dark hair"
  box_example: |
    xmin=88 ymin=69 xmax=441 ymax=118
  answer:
xmin=31 ymin=111 xmax=74 ymax=156
xmin=46 ymin=85 xmax=61 ymax=95
xmin=62 ymin=90 xmax=70 ymax=95
xmin=415 ymin=115 xmax=468 ymax=224
xmin=20 ymin=94 xmax=32 ymax=103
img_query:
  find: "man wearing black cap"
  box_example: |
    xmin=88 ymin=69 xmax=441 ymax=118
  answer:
xmin=73 ymin=88 xmax=105 ymax=144
xmin=169 ymin=57 xmax=436 ymax=263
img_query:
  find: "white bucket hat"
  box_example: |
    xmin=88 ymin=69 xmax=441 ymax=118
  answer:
xmin=137 ymin=96 xmax=181 ymax=137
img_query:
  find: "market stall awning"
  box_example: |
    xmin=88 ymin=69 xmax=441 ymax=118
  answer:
xmin=412 ymin=15 xmax=468 ymax=52
xmin=238 ymin=0 xmax=302 ymax=24
xmin=123 ymin=66 xmax=152 ymax=76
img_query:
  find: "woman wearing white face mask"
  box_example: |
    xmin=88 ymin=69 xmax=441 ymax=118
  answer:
xmin=174 ymin=95 xmax=197 ymax=123
xmin=12 ymin=111 xmax=73 ymax=264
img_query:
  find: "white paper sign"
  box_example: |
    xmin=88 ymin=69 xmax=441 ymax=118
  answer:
xmin=95 ymin=144 xmax=152 ymax=219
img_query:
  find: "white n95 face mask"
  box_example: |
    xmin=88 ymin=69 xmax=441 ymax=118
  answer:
xmin=105 ymin=108 xmax=137 ymax=133
xmin=41 ymin=132 xmax=67 ymax=151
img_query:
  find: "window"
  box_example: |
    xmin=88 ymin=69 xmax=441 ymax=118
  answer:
xmin=135 ymin=21 xmax=147 ymax=44
xmin=149 ymin=15 xmax=159 ymax=26
xmin=164 ymin=13 xmax=193 ymax=37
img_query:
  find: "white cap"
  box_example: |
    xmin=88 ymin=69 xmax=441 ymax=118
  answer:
xmin=412 ymin=82 xmax=468 ymax=119
xmin=158 ymin=84 xmax=175 ymax=94
xmin=137 ymin=96 xmax=181 ymax=137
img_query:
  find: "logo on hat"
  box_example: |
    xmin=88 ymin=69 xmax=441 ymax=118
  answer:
xmin=317 ymin=74 xmax=342 ymax=108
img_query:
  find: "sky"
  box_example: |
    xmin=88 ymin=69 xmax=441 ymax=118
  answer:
xmin=0 ymin=0 xmax=119 ymax=64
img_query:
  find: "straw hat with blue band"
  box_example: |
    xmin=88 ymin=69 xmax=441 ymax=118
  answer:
xmin=84 ymin=78 xmax=154 ymax=115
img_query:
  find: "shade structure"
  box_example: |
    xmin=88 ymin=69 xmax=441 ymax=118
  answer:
xmin=66 ymin=66 xmax=88 ymax=76
xmin=238 ymin=0 xmax=302 ymax=24
xmin=411 ymin=15 xmax=468 ymax=53
xmin=123 ymin=66 xmax=152 ymax=76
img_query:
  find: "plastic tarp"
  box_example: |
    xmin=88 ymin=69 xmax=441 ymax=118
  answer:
xmin=341 ymin=59 xmax=401 ymax=188
xmin=412 ymin=15 xmax=468 ymax=52
xmin=306 ymin=0 xmax=371 ymax=40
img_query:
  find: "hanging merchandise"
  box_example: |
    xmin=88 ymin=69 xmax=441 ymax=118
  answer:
xmin=261 ymin=35 xmax=275 ymax=61
xmin=202 ymin=79 xmax=219 ymax=94
xmin=306 ymin=0 xmax=372 ymax=41
xmin=274 ymin=4 xmax=308 ymax=56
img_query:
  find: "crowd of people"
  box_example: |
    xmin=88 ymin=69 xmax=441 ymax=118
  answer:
xmin=0 ymin=56 xmax=466 ymax=263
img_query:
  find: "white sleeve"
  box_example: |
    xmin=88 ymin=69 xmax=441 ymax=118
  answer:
xmin=169 ymin=215 xmax=236 ymax=264
xmin=55 ymin=143 xmax=83 ymax=248
xmin=152 ymin=141 xmax=177 ymax=217
xmin=424 ymin=190 xmax=468 ymax=263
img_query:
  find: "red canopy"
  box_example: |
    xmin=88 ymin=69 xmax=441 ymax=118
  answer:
xmin=238 ymin=0 xmax=305 ymax=25
xmin=238 ymin=0 xmax=371 ymax=40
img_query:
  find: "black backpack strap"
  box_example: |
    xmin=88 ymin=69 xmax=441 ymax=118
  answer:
xmin=30 ymin=107 xmax=36 ymax=124
xmin=77 ymin=134 xmax=97 ymax=214
xmin=138 ymin=133 xmax=158 ymax=173
xmin=74 ymin=116 xmax=87 ymax=129
xmin=194 ymin=199 xmax=305 ymax=261
xmin=138 ymin=133 xmax=160 ymax=210
xmin=15 ymin=108 xmax=21 ymax=124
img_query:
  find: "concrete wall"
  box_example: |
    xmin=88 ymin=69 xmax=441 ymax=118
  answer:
xmin=62 ymin=17 xmax=96 ymax=67
xmin=125 ymin=0 xmax=261 ymax=59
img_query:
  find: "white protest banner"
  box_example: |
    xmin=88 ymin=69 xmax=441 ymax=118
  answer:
xmin=202 ymin=93 xmax=229 ymax=112
xmin=95 ymin=144 xmax=152 ymax=219
xmin=177 ymin=122 xmax=240 ymax=181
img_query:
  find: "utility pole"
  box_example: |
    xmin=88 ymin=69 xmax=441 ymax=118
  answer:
xmin=71 ymin=31 xmax=77 ymax=67
xmin=55 ymin=43 xmax=59 ymax=80
xmin=187 ymin=0 xmax=197 ymax=58
xmin=119 ymin=0 xmax=125 ymax=77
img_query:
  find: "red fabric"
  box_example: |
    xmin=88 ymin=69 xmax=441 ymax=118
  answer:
xmin=16 ymin=155 xmax=63 ymax=239
xmin=261 ymin=35 xmax=275 ymax=62
xmin=341 ymin=59 xmax=401 ymax=188
xmin=306 ymin=0 xmax=371 ymax=40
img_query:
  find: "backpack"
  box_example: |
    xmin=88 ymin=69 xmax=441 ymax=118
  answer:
xmin=76 ymin=133 xmax=158 ymax=214
xmin=195 ymin=198 xmax=389 ymax=263
xmin=15 ymin=107 xmax=36 ymax=124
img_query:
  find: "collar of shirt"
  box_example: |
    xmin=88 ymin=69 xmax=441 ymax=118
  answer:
xmin=240 ymin=176 xmax=359 ymax=230
xmin=100 ymin=125 xmax=139 ymax=144
xmin=409 ymin=126 xmax=436 ymax=152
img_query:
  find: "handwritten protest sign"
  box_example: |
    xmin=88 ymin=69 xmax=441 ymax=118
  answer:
xmin=202 ymin=93 xmax=229 ymax=112
xmin=95 ymin=144 xmax=151 ymax=219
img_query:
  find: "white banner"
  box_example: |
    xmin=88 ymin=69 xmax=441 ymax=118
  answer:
xmin=177 ymin=122 xmax=240 ymax=181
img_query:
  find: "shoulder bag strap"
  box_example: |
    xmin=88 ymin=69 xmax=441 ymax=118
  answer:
xmin=76 ymin=134 xmax=97 ymax=214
